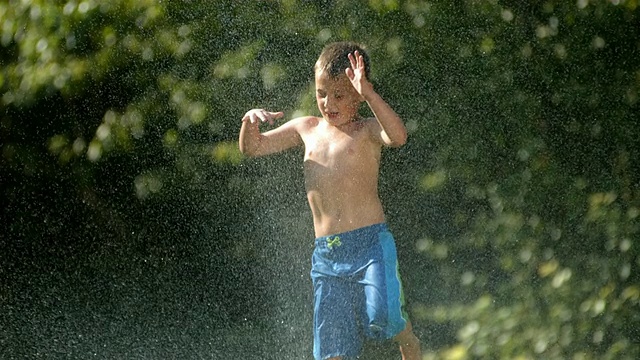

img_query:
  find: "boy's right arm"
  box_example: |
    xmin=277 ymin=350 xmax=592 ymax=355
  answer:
xmin=239 ymin=109 xmax=302 ymax=157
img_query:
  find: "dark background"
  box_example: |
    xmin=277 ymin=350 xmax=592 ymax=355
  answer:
xmin=1 ymin=1 xmax=639 ymax=359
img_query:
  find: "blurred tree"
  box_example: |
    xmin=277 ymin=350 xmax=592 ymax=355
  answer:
xmin=1 ymin=0 xmax=638 ymax=359
xmin=396 ymin=1 xmax=640 ymax=359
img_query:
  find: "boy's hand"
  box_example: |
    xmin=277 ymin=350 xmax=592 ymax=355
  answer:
xmin=242 ymin=109 xmax=284 ymax=126
xmin=346 ymin=50 xmax=373 ymax=98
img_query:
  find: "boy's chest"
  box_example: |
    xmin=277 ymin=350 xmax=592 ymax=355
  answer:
xmin=305 ymin=133 xmax=354 ymax=160
xmin=302 ymin=126 xmax=378 ymax=169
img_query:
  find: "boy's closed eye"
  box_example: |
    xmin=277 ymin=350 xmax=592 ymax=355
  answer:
xmin=316 ymin=91 xmax=344 ymax=100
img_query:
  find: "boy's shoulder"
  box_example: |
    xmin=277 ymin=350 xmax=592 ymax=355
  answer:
xmin=292 ymin=115 xmax=321 ymax=124
xmin=360 ymin=116 xmax=380 ymax=127
xmin=288 ymin=115 xmax=322 ymax=131
xmin=358 ymin=116 xmax=384 ymax=134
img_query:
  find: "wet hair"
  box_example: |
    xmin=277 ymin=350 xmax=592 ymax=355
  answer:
xmin=315 ymin=41 xmax=371 ymax=79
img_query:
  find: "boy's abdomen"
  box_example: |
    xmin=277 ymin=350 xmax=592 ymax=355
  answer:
xmin=307 ymin=187 xmax=385 ymax=238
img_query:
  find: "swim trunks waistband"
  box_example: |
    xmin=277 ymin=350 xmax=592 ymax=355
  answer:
xmin=314 ymin=223 xmax=388 ymax=247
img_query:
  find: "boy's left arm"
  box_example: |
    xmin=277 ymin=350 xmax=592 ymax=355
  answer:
xmin=346 ymin=51 xmax=407 ymax=147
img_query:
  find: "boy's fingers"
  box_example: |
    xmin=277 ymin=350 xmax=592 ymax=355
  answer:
xmin=267 ymin=111 xmax=283 ymax=125
xmin=249 ymin=109 xmax=264 ymax=122
xmin=243 ymin=110 xmax=260 ymax=124
xmin=270 ymin=111 xmax=284 ymax=119
xmin=243 ymin=109 xmax=282 ymax=124
xmin=345 ymin=67 xmax=354 ymax=80
xmin=256 ymin=112 xmax=268 ymax=123
xmin=348 ymin=53 xmax=356 ymax=68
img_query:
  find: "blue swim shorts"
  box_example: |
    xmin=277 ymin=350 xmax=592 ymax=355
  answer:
xmin=310 ymin=223 xmax=409 ymax=360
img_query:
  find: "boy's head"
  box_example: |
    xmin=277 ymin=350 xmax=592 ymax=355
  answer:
xmin=314 ymin=42 xmax=370 ymax=125
xmin=314 ymin=42 xmax=371 ymax=80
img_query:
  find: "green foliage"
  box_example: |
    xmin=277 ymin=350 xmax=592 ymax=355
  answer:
xmin=400 ymin=1 xmax=640 ymax=359
xmin=1 ymin=0 xmax=639 ymax=358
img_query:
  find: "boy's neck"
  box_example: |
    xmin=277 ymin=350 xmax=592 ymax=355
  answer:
xmin=323 ymin=114 xmax=362 ymax=130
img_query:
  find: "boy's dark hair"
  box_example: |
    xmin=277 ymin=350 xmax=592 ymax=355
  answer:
xmin=315 ymin=42 xmax=371 ymax=79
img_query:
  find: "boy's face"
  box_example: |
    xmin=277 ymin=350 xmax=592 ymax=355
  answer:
xmin=315 ymin=70 xmax=362 ymax=127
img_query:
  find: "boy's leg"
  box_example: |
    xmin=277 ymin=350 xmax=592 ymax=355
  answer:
xmin=312 ymin=274 xmax=362 ymax=360
xmin=394 ymin=320 xmax=421 ymax=360
xmin=362 ymin=229 xmax=421 ymax=359
xmin=361 ymin=230 xmax=408 ymax=339
xmin=361 ymin=265 xmax=421 ymax=359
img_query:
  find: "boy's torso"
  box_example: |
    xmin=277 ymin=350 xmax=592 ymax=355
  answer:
xmin=298 ymin=116 xmax=386 ymax=238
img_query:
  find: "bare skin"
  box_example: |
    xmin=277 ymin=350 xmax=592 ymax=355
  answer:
xmin=239 ymin=51 xmax=421 ymax=360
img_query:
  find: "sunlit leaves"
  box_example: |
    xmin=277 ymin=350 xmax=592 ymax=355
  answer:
xmin=260 ymin=63 xmax=286 ymax=90
xmin=420 ymin=169 xmax=447 ymax=191
xmin=213 ymin=41 xmax=264 ymax=79
xmin=134 ymin=171 xmax=163 ymax=199
xmin=368 ymin=0 xmax=400 ymax=14
xmin=87 ymin=106 xmax=144 ymax=162
xmin=2 ymin=0 xmax=639 ymax=358
xmin=479 ymin=36 xmax=495 ymax=54
xmin=211 ymin=141 xmax=243 ymax=165
xmin=1 ymin=0 xmax=91 ymax=103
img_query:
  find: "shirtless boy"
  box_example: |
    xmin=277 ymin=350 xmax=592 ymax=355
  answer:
xmin=239 ymin=42 xmax=421 ymax=360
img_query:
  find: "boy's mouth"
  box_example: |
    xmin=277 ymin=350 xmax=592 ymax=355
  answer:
xmin=326 ymin=111 xmax=339 ymax=119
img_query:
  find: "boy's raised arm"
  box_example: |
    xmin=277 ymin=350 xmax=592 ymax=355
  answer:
xmin=363 ymin=89 xmax=407 ymax=147
xmin=239 ymin=109 xmax=302 ymax=157
xmin=346 ymin=51 xmax=407 ymax=147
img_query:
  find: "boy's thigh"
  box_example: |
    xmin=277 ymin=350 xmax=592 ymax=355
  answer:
xmin=360 ymin=255 xmax=408 ymax=339
xmin=313 ymin=276 xmax=363 ymax=359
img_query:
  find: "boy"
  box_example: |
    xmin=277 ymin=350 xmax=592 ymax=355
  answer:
xmin=239 ymin=42 xmax=421 ymax=360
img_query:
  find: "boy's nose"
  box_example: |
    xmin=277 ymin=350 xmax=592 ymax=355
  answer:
xmin=323 ymin=97 xmax=335 ymax=111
